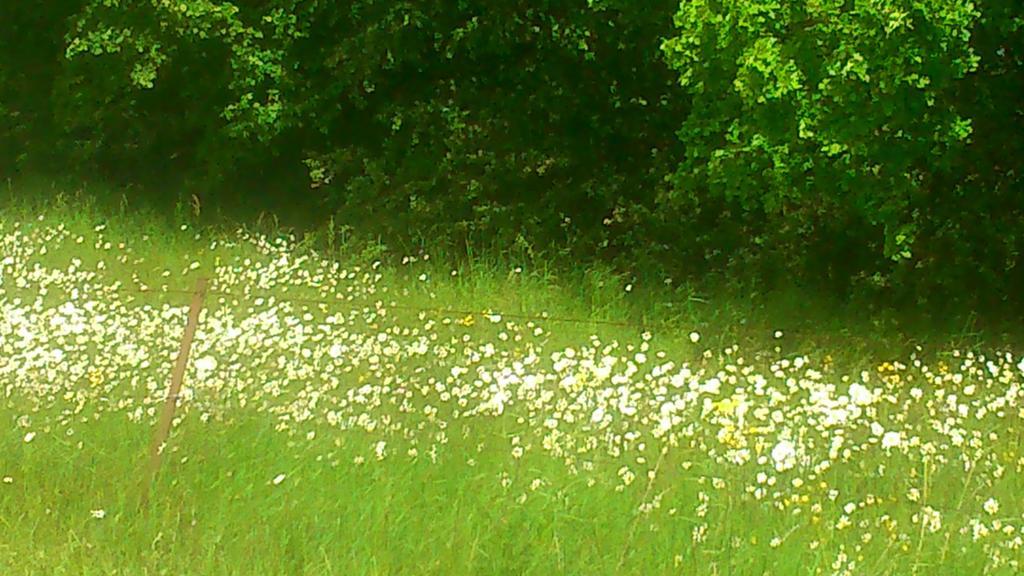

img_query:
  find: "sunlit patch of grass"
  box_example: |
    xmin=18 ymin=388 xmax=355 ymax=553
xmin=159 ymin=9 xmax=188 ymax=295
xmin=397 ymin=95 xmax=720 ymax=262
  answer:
xmin=1 ymin=198 xmax=1023 ymax=574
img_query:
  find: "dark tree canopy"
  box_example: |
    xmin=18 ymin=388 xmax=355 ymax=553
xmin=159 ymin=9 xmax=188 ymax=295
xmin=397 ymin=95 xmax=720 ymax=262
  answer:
xmin=1 ymin=1 xmax=1021 ymax=309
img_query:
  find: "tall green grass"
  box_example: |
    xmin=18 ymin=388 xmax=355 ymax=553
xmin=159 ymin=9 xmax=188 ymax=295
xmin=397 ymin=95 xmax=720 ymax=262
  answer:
xmin=1 ymin=186 xmax=1022 ymax=574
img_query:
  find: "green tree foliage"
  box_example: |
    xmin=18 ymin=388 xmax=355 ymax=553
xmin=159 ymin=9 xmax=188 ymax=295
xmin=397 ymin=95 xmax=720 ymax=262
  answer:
xmin=49 ymin=0 xmax=685 ymax=253
xmin=0 ymin=3 xmax=83 ymax=173
xmin=660 ymin=0 xmax=1022 ymax=300
xmin=0 ymin=1 xmax=1020 ymax=308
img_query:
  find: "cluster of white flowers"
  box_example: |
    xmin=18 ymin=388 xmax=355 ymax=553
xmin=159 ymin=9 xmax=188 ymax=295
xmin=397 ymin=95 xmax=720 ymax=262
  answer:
xmin=2 ymin=215 xmax=1023 ymax=569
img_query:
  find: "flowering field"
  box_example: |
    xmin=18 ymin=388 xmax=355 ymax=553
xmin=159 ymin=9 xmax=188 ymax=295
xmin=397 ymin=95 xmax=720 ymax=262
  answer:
xmin=2 ymin=208 xmax=1023 ymax=575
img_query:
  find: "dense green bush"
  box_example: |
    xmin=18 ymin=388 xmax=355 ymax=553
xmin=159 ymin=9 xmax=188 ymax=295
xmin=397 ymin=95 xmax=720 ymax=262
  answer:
xmin=659 ymin=0 xmax=1023 ymax=302
xmin=0 ymin=3 xmax=82 ymax=174
xmin=50 ymin=0 xmax=686 ymax=256
xmin=0 ymin=1 xmax=1020 ymax=309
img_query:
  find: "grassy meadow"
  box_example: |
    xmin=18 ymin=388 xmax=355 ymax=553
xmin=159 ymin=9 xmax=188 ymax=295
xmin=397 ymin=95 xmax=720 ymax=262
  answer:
xmin=1 ymin=191 xmax=1023 ymax=575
